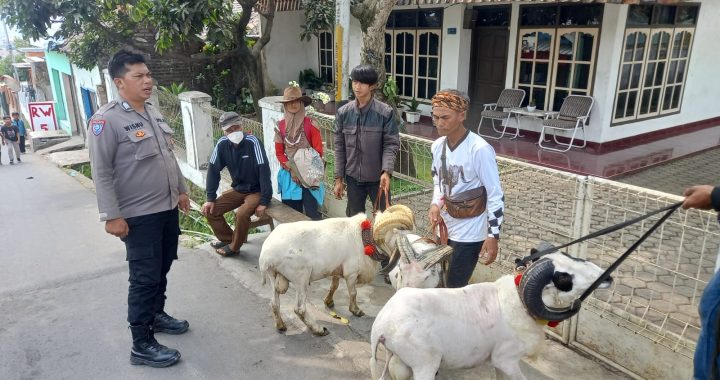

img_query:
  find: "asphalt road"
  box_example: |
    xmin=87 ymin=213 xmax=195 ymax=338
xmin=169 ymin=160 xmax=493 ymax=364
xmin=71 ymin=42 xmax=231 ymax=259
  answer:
xmin=0 ymin=152 xmax=365 ymax=380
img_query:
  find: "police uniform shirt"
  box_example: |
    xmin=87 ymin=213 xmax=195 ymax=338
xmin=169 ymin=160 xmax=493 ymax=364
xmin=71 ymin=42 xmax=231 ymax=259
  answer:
xmin=87 ymin=98 xmax=187 ymax=221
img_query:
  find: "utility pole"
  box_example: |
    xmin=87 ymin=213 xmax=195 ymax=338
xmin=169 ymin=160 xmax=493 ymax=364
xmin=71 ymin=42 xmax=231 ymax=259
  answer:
xmin=335 ymin=0 xmax=350 ymax=101
xmin=2 ymin=20 xmax=20 ymax=82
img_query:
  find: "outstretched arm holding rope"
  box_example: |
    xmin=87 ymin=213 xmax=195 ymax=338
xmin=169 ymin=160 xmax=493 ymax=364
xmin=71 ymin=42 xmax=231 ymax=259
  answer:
xmin=683 ymin=184 xmax=720 ymax=380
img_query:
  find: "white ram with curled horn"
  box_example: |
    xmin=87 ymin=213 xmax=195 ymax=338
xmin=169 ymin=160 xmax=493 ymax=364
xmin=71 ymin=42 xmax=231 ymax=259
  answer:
xmin=369 ymin=242 xmax=613 ymax=380
xmin=258 ymin=205 xmax=414 ymax=336
xmin=377 ymin=221 xmax=453 ymax=291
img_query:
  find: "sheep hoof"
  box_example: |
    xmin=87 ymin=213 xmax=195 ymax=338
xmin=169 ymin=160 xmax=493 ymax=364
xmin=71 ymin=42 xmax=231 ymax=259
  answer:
xmin=324 ymin=299 xmax=335 ymax=308
xmin=313 ymin=327 xmax=330 ymax=337
xmin=351 ymin=309 xmax=365 ymax=317
xmin=276 ymin=325 xmax=287 ymax=333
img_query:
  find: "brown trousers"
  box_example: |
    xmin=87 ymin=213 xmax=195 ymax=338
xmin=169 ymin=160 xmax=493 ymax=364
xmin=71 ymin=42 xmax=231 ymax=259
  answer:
xmin=206 ymin=190 xmax=261 ymax=252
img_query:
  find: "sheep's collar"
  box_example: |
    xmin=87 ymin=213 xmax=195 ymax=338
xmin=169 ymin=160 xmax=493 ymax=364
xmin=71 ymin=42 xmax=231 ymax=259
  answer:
xmin=514 ymin=273 xmax=560 ymax=328
xmin=361 ymin=220 xmax=386 ymax=262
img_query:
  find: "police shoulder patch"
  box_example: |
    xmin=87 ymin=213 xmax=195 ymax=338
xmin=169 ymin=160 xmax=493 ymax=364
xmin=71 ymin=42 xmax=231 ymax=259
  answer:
xmin=92 ymin=120 xmax=106 ymax=136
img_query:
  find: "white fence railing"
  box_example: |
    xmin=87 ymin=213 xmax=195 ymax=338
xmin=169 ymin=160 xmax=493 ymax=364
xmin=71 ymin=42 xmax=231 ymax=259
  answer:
xmin=161 ymin=92 xmax=714 ymax=379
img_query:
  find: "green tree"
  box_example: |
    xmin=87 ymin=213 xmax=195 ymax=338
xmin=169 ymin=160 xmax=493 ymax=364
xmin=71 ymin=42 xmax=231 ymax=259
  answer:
xmin=0 ymin=54 xmax=22 ymax=77
xmin=300 ymin=0 xmax=334 ymax=42
xmin=0 ymin=38 xmax=30 ymax=78
xmin=350 ymin=0 xmax=396 ymax=85
xmin=350 ymin=1 xmax=415 ymax=177
xmin=0 ymin=0 xmax=276 ymax=116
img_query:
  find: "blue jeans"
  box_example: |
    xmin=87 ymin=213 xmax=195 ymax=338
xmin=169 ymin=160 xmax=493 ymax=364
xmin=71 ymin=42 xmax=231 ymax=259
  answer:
xmin=695 ymin=269 xmax=720 ymax=379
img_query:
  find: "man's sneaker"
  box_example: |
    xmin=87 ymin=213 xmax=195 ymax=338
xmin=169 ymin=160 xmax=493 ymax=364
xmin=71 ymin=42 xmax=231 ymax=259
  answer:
xmin=153 ymin=312 xmax=189 ymax=335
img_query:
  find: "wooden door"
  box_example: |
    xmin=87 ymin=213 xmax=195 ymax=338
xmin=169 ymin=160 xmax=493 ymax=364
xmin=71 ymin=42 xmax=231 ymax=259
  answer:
xmin=469 ymin=28 xmax=510 ymax=108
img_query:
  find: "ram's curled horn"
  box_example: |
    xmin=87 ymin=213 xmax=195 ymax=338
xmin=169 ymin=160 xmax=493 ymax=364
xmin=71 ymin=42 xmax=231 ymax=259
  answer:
xmin=379 ymin=233 xmax=414 ymax=275
xmin=379 ymin=245 xmax=401 ymax=275
xmin=518 ymin=258 xmax=582 ymax=322
xmin=386 ymin=205 xmax=415 ymax=226
xmin=373 ymin=205 xmax=415 ymax=246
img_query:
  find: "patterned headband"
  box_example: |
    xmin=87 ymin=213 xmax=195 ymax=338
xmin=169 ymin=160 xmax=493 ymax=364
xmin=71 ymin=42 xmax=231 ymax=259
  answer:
xmin=431 ymin=91 xmax=470 ymax=112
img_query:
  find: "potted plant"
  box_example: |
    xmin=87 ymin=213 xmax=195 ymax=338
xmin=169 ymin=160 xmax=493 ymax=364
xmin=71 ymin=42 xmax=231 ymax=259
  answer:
xmin=527 ymin=100 xmax=537 ymax=112
xmin=382 ymin=76 xmax=405 ymax=129
xmin=298 ymin=69 xmax=323 ymax=95
xmin=311 ymin=91 xmax=331 ymax=112
xmin=402 ymin=97 xmax=421 ymax=123
xmin=382 ymin=76 xmax=401 ymax=109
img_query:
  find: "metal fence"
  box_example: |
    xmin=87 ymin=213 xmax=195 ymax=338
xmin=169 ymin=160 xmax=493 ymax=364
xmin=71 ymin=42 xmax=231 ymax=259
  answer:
xmin=197 ymin=103 xmax=264 ymax=185
xmin=310 ymin=111 xmax=714 ymax=377
xmin=157 ymin=90 xmax=186 ymax=156
xmin=158 ymin=94 xmax=712 ymax=377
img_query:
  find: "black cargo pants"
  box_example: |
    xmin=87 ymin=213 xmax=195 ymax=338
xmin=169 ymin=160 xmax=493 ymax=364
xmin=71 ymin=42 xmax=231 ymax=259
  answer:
xmin=123 ymin=208 xmax=180 ymax=326
xmin=344 ymin=175 xmax=391 ymax=217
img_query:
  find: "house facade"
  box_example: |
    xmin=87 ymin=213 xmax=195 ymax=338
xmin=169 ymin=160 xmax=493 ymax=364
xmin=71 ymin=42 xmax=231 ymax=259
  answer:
xmin=264 ymin=0 xmax=720 ymax=148
xmin=44 ymin=51 xmax=83 ymax=136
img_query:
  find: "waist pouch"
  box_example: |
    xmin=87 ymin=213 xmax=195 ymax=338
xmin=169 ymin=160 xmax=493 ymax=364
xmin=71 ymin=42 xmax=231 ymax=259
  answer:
xmin=445 ymin=186 xmax=487 ymax=219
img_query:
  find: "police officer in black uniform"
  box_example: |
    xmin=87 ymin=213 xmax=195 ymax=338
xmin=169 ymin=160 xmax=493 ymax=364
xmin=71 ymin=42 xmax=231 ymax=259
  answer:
xmin=87 ymin=50 xmax=190 ymax=368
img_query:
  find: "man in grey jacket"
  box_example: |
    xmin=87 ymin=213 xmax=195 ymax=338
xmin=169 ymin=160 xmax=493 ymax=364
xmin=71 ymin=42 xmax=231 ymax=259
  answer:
xmin=333 ymin=64 xmax=400 ymax=216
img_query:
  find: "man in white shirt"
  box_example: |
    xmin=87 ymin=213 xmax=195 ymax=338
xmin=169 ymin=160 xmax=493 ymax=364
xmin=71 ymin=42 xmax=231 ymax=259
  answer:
xmin=428 ymin=89 xmax=505 ymax=287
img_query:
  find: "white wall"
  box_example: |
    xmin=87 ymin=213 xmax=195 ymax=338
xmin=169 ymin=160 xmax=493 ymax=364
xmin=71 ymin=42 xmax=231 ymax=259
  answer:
xmin=586 ymin=3 xmax=626 ymax=143
xmin=71 ymin=64 xmax=102 ymax=127
xmin=264 ymin=10 xmax=320 ymax=92
xmin=102 ymin=69 xmax=119 ymax=103
xmin=347 ymin=16 xmax=363 ymax=76
xmin=439 ymin=5 xmax=472 ymax=95
xmin=600 ymin=0 xmax=720 ymax=143
xmin=492 ymin=1 xmax=720 ymax=144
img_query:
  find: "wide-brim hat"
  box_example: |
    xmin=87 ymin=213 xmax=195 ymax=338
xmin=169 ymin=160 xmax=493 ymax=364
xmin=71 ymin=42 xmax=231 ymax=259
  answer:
xmin=277 ymin=86 xmax=312 ymax=106
xmin=219 ymin=111 xmax=242 ymax=131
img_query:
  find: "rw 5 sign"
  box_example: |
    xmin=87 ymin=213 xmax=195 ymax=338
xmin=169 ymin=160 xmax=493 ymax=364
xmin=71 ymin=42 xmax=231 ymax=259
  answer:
xmin=28 ymin=102 xmax=59 ymax=131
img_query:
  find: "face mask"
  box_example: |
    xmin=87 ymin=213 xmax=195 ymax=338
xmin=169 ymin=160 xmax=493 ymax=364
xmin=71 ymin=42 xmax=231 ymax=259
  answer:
xmin=227 ymin=131 xmax=244 ymax=144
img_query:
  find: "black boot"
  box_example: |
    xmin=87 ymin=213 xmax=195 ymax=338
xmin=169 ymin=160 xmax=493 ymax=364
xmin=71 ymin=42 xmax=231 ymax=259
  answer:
xmin=153 ymin=312 xmax=189 ymax=335
xmin=129 ymin=325 xmax=181 ymax=367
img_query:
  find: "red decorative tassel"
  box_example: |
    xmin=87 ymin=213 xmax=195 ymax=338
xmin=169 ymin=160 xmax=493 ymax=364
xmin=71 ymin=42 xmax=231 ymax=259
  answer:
xmin=364 ymin=245 xmax=375 ymax=256
xmin=547 ymin=321 xmax=559 ymax=328
xmin=514 ymin=274 xmax=522 ymax=286
xmin=361 ymin=220 xmax=371 ymax=230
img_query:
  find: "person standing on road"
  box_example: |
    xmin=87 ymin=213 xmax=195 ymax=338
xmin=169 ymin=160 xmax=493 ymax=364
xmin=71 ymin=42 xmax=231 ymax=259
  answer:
xmin=682 ymin=185 xmax=720 ymax=380
xmin=428 ymin=89 xmax=504 ymax=288
xmin=1 ymin=115 xmax=21 ymax=164
xmin=11 ymin=112 xmax=26 ymax=154
xmin=87 ymin=50 xmax=190 ymax=368
xmin=333 ymin=64 xmax=400 ymax=216
xmin=274 ymin=85 xmax=324 ymax=220
xmin=201 ymin=111 xmax=272 ymax=257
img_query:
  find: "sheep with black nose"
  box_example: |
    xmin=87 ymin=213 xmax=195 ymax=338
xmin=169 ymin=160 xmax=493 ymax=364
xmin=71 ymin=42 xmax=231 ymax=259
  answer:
xmin=369 ymin=244 xmax=613 ymax=380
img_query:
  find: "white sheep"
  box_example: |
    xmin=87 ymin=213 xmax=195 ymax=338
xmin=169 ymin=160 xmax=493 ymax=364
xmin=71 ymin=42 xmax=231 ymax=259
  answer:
xmin=383 ymin=232 xmax=446 ymax=290
xmin=369 ymin=248 xmax=613 ymax=380
xmin=259 ymin=205 xmax=414 ymax=336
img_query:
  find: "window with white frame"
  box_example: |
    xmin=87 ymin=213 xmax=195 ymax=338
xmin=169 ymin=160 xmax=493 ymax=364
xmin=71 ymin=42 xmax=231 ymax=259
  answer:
xmin=384 ymin=9 xmax=442 ymax=101
xmin=318 ymin=30 xmax=334 ymax=84
xmin=613 ymin=4 xmax=698 ymax=123
xmin=514 ymin=4 xmax=602 ymax=112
